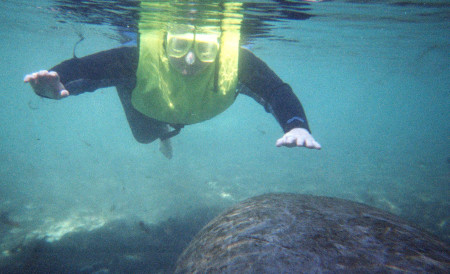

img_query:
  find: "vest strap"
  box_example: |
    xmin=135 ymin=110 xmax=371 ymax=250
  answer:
xmin=160 ymin=124 xmax=184 ymax=141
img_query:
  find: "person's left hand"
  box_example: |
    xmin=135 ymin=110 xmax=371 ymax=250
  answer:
xmin=276 ymin=128 xmax=321 ymax=149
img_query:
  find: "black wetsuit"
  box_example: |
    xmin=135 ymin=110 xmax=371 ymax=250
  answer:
xmin=49 ymin=46 xmax=310 ymax=143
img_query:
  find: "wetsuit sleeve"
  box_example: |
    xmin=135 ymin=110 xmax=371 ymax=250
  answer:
xmin=238 ymin=47 xmax=311 ymax=133
xmin=49 ymin=47 xmax=138 ymax=95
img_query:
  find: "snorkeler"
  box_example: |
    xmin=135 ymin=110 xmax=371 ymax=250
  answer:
xmin=24 ymin=3 xmax=321 ymax=158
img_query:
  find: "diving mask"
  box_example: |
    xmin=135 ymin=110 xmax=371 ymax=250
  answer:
xmin=166 ymin=24 xmax=221 ymax=63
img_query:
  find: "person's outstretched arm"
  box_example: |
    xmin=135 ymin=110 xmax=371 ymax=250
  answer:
xmin=238 ymin=48 xmax=321 ymax=149
xmin=24 ymin=47 xmax=138 ymax=99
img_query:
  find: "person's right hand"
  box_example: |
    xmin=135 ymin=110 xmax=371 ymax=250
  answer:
xmin=24 ymin=70 xmax=69 ymax=99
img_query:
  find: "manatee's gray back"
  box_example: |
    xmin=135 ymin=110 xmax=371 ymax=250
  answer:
xmin=175 ymin=193 xmax=449 ymax=273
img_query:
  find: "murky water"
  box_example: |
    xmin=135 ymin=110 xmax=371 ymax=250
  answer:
xmin=0 ymin=0 xmax=448 ymax=272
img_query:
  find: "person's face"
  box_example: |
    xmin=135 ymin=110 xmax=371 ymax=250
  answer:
xmin=168 ymin=50 xmax=211 ymax=76
xmin=166 ymin=24 xmax=220 ymax=76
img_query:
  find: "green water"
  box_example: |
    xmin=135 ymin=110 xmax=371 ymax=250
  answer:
xmin=0 ymin=0 xmax=448 ymax=272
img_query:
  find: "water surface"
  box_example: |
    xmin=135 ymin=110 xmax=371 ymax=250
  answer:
xmin=0 ymin=0 xmax=448 ymax=272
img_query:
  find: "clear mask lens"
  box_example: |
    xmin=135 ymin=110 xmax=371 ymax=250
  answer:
xmin=166 ymin=25 xmax=220 ymax=62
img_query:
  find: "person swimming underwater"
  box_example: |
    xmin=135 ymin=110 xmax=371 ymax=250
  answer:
xmin=24 ymin=2 xmax=321 ymax=158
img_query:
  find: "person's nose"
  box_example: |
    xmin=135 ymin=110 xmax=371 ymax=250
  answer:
xmin=185 ymin=50 xmax=195 ymax=65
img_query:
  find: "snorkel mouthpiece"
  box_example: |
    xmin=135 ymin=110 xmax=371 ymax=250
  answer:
xmin=185 ymin=51 xmax=195 ymax=65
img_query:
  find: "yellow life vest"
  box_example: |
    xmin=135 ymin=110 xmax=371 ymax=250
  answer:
xmin=131 ymin=3 xmax=242 ymax=125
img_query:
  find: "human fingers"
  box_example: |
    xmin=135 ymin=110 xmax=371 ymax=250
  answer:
xmin=276 ymin=136 xmax=291 ymax=147
xmin=302 ymin=137 xmax=322 ymax=150
xmin=275 ymin=137 xmax=284 ymax=147
xmin=23 ymin=74 xmax=34 ymax=83
xmin=59 ymin=89 xmax=70 ymax=98
xmin=47 ymin=71 xmax=60 ymax=79
xmin=276 ymin=136 xmax=294 ymax=147
xmin=24 ymin=70 xmax=68 ymax=99
xmin=286 ymin=135 xmax=297 ymax=145
xmin=296 ymin=136 xmax=306 ymax=147
xmin=24 ymin=70 xmax=50 ymax=83
xmin=312 ymin=140 xmax=322 ymax=150
xmin=24 ymin=72 xmax=39 ymax=83
xmin=283 ymin=136 xmax=298 ymax=147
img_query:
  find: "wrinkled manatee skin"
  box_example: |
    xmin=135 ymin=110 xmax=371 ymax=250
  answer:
xmin=175 ymin=193 xmax=449 ymax=273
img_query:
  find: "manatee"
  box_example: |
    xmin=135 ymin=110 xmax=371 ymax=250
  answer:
xmin=175 ymin=193 xmax=449 ymax=273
